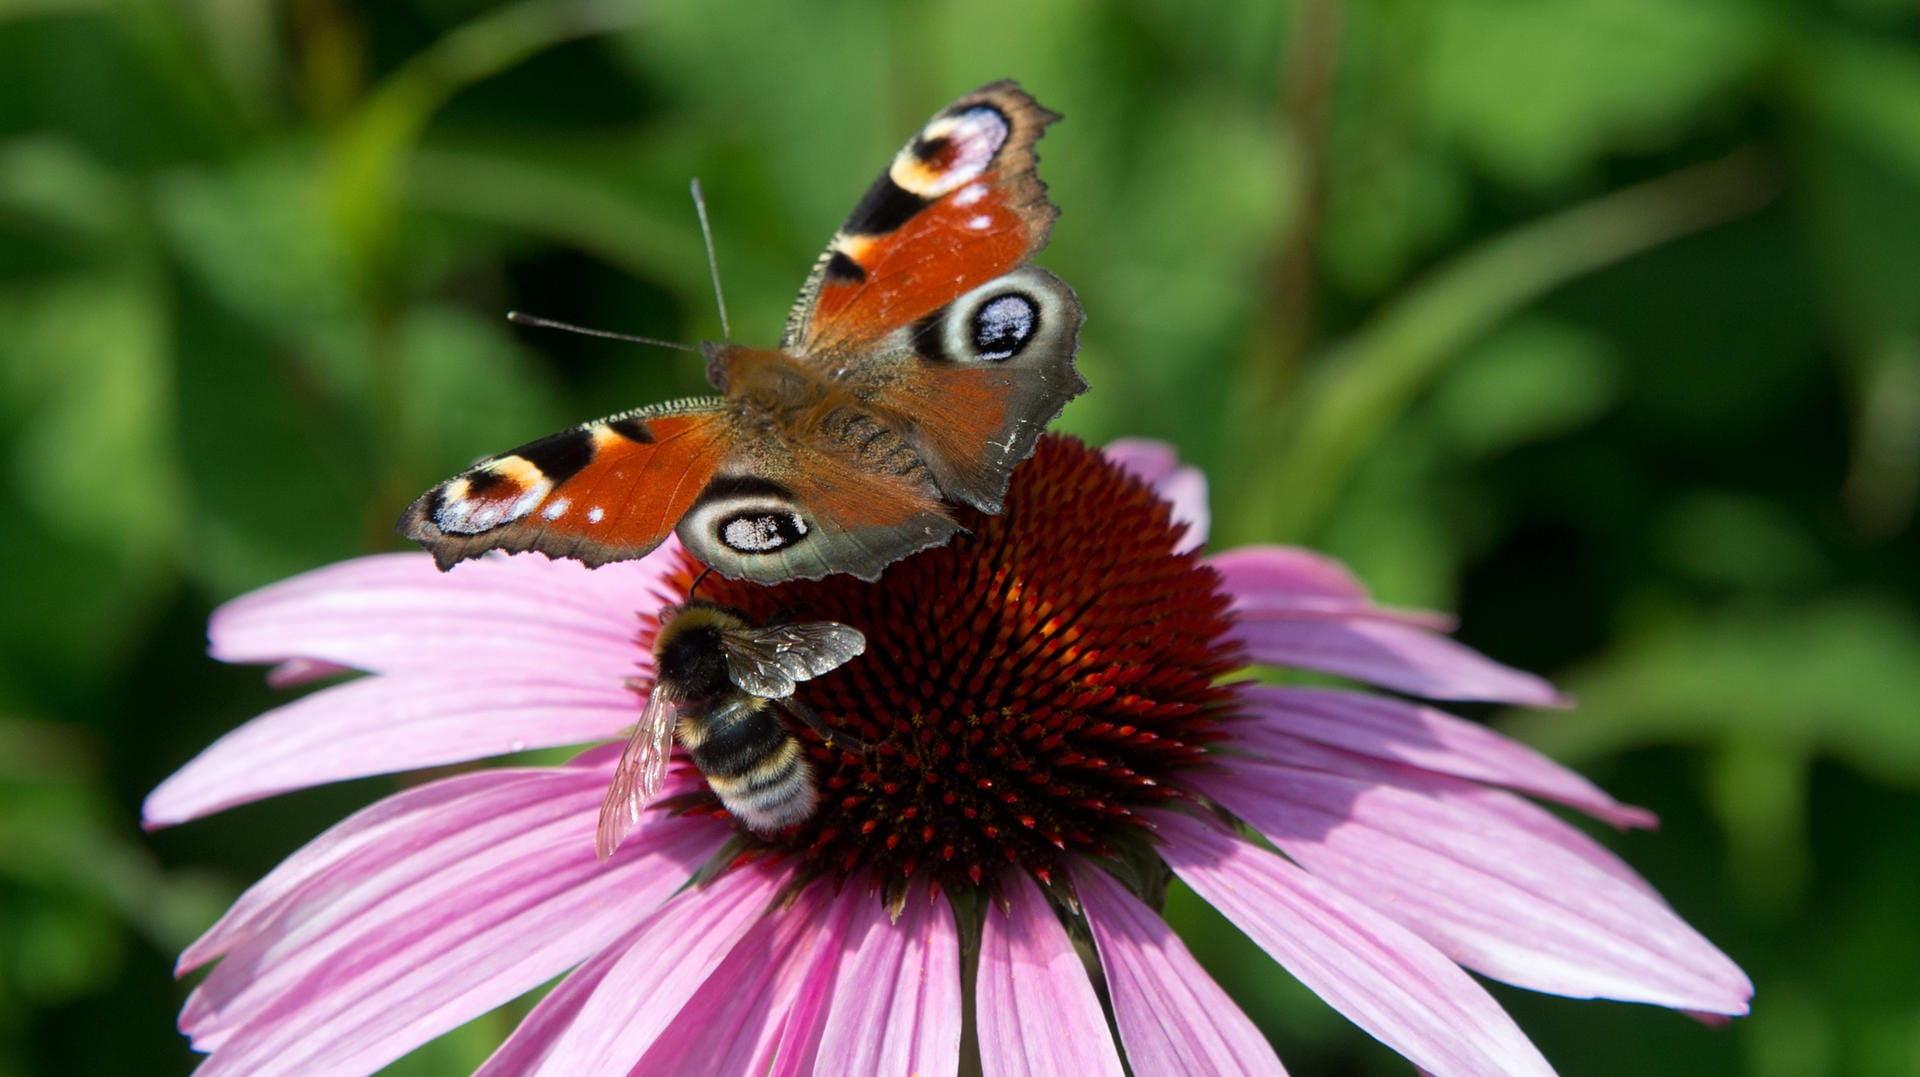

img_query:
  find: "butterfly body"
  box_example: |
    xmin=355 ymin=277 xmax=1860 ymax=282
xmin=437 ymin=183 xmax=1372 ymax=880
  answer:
xmin=399 ymin=81 xmax=1084 ymax=583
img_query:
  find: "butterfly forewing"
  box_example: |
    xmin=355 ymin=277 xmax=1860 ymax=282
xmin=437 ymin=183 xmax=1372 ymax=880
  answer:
xmin=782 ymin=80 xmax=1062 ymax=354
xmin=594 ymin=682 xmax=681 ymax=861
xmin=400 ymin=405 xmax=733 ymax=571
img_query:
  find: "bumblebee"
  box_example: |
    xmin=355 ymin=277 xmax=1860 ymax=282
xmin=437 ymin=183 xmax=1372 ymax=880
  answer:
xmin=596 ymin=601 xmax=866 ymax=859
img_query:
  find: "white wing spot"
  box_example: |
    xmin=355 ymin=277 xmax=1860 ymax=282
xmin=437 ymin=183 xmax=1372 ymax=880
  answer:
xmin=542 ymin=497 xmax=571 ymax=521
xmin=967 ymin=214 xmax=993 ymax=230
xmin=434 ymin=469 xmax=552 ymax=534
xmin=955 ymin=183 xmax=988 ymax=207
xmin=588 ymin=506 xmax=605 ymax=524
xmin=722 ymin=513 xmax=808 ymax=552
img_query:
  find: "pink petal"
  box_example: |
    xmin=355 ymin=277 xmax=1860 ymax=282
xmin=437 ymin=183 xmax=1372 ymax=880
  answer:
xmin=185 ymin=767 xmax=726 ymax=1076
xmin=1208 ymin=546 xmax=1372 ymax=602
xmin=1225 ymin=730 xmax=1662 ymax=897
xmin=1156 ymin=811 xmax=1556 ymax=1077
xmin=144 ymin=672 xmax=639 ymax=827
xmin=1200 ymin=752 xmax=1752 ymax=1014
xmin=813 ymin=888 xmax=963 ymax=1077
xmin=766 ymin=886 xmax=869 ymax=1077
xmin=638 ymin=881 xmax=853 ymax=1074
xmin=474 ymin=926 xmax=635 ymax=1076
xmin=1213 ymin=548 xmax=1454 ymax=631
xmin=977 ymin=871 xmax=1124 ymax=1077
xmin=1105 ymin=438 xmax=1210 ymax=552
xmin=1232 ymin=596 xmax=1457 ymax=631
xmin=265 ymin=657 xmax=352 ymax=689
xmin=1073 ymin=863 xmax=1288 ymax=1076
xmin=1238 ymin=685 xmax=1654 ymax=828
xmin=208 ymin=549 xmax=677 ymax=681
xmin=179 ymin=767 xmax=578 ymax=973
xmin=523 ymin=864 xmax=785 ymax=1074
xmin=1229 ymin=615 xmax=1564 ymax=706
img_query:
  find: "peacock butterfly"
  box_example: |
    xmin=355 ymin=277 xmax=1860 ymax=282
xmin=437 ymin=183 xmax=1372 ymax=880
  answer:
xmin=397 ymin=80 xmax=1086 ymax=583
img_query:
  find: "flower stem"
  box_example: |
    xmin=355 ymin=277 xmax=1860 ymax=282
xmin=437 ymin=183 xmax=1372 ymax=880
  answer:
xmin=1237 ymin=147 xmax=1780 ymax=545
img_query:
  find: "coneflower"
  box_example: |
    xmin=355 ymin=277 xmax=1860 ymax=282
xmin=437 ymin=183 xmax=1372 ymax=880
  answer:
xmin=147 ymin=436 xmax=1751 ymax=1075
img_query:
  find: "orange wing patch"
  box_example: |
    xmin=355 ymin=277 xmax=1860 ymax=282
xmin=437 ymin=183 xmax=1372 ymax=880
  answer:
xmin=785 ymin=81 xmax=1061 ymax=354
xmin=398 ymin=407 xmax=733 ymax=569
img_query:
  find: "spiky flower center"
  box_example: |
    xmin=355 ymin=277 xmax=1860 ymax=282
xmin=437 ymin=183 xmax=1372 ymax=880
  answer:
xmin=647 ymin=436 xmax=1242 ymax=893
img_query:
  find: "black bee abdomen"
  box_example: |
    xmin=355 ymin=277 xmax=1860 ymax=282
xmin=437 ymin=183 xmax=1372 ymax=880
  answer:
xmin=682 ymin=699 xmax=816 ymax=834
xmin=684 ymin=700 xmax=790 ymax=778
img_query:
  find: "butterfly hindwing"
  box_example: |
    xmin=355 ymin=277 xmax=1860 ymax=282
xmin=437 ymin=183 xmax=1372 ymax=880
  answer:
xmin=674 ymin=431 xmax=961 ymax=583
xmin=848 ymin=264 xmax=1085 ymax=513
xmin=782 ymin=80 xmax=1062 ymax=354
xmin=399 ymin=404 xmax=734 ymax=569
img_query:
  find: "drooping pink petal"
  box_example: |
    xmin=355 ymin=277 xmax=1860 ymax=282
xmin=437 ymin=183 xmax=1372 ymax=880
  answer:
xmin=1073 ymin=862 xmax=1288 ymax=1076
xmin=1229 ymin=613 xmax=1564 ymax=706
xmin=521 ymin=864 xmax=785 ymax=1074
xmin=1213 ymin=547 xmax=1454 ymax=630
xmin=1200 ymin=751 xmax=1752 ymax=1015
xmin=1238 ymin=685 xmax=1654 ymax=828
xmin=1105 ymin=438 xmax=1210 ymax=552
xmin=637 ymin=881 xmax=855 ymax=1074
xmin=1226 ymin=730 xmax=1662 ymax=897
xmin=977 ymin=870 xmax=1124 ymax=1077
xmin=208 ymin=549 xmax=676 ymax=682
xmin=812 ymin=888 xmax=963 ymax=1077
xmin=1208 ymin=546 xmax=1372 ymax=602
xmin=144 ymin=672 xmax=639 ymax=827
xmin=1155 ymin=811 xmax=1556 ymax=1077
xmin=184 ymin=767 xmax=727 ymax=1076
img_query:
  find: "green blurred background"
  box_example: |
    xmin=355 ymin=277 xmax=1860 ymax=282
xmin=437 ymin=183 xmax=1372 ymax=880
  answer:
xmin=3 ymin=0 xmax=1917 ymax=1073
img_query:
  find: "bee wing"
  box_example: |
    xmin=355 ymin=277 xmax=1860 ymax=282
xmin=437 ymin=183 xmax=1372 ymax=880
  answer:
xmin=719 ymin=621 xmax=868 ymax=699
xmin=594 ymin=682 xmax=680 ymax=861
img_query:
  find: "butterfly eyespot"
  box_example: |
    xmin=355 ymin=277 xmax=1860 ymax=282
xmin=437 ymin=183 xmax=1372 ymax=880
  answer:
xmin=972 ymin=293 xmax=1038 ymax=361
xmin=719 ymin=510 xmax=809 ymax=553
xmin=886 ymin=105 xmax=1011 ymax=202
xmin=431 ymin=460 xmax=553 ymax=534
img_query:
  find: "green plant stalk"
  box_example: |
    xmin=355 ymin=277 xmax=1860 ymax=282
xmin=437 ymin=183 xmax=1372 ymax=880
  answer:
xmin=1240 ymin=148 xmax=1779 ymax=545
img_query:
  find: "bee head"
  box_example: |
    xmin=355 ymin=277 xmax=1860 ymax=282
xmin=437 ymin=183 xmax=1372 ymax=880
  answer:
xmin=652 ymin=601 xmax=747 ymax=705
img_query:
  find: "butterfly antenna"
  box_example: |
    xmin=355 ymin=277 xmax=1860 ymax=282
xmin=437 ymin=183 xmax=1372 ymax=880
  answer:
xmin=690 ymin=178 xmax=732 ymax=342
xmin=504 ymin=311 xmax=698 ymax=353
xmin=687 ymin=565 xmax=714 ymax=602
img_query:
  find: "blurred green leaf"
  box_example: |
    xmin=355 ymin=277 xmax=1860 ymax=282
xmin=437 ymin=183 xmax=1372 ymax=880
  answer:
xmin=1429 ymin=316 xmax=1619 ymax=457
xmin=0 ymin=716 xmax=228 ymax=1010
xmin=1242 ymin=150 xmax=1776 ymax=546
xmin=1792 ymin=35 xmax=1920 ymax=342
xmin=1655 ymin=490 xmax=1829 ymax=592
xmin=1322 ymin=0 xmax=1469 ymax=294
xmin=1511 ymin=601 xmax=1920 ymax=782
xmin=1425 ymin=0 xmax=1769 ymax=186
xmin=154 ymin=145 xmax=365 ymax=375
xmin=396 ymin=302 xmax=564 ymax=476
xmin=0 ymin=137 xmax=132 ymax=246
xmin=327 ymin=0 xmax=643 ymax=284
xmin=1 ymin=276 xmax=183 ymax=557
